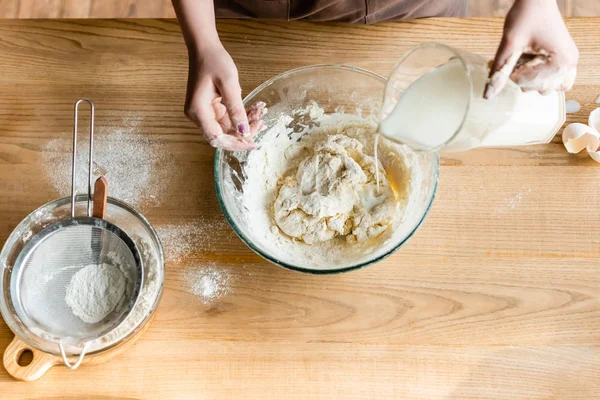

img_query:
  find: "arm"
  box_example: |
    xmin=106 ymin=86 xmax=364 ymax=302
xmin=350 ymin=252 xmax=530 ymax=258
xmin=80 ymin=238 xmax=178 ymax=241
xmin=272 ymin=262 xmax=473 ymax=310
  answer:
xmin=485 ymin=0 xmax=578 ymax=99
xmin=173 ymin=0 xmax=219 ymax=51
xmin=172 ymin=0 xmax=264 ymax=151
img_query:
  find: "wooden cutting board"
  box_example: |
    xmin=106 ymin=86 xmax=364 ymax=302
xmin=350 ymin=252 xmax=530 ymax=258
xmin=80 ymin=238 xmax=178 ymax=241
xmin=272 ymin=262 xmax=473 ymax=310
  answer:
xmin=0 ymin=17 xmax=599 ymax=399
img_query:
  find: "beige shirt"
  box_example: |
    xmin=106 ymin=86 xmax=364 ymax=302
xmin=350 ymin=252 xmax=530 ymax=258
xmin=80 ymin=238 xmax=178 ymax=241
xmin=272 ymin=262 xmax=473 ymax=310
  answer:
xmin=215 ymin=0 xmax=467 ymax=23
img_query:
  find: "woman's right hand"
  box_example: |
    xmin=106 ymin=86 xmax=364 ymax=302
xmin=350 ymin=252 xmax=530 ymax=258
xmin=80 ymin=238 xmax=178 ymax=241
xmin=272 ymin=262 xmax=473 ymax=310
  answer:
xmin=184 ymin=43 xmax=265 ymax=151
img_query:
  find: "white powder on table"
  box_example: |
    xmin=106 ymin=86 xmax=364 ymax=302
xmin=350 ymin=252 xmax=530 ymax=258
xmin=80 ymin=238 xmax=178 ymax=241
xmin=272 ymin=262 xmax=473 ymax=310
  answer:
xmin=156 ymin=220 xmax=233 ymax=303
xmin=493 ymin=186 xmax=532 ymax=217
xmin=65 ymin=263 xmax=127 ymax=324
xmin=183 ymin=263 xmax=231 ymax=303
xmin=155 ymin=219 xmax=227 ymax=263
xmin=41 ymin=118 xmax=174 ymax=209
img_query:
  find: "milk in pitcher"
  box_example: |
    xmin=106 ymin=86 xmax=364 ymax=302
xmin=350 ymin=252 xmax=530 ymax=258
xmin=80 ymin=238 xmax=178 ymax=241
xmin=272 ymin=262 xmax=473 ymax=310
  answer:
xmin=379 ymin=59 xmax=565 ymax=152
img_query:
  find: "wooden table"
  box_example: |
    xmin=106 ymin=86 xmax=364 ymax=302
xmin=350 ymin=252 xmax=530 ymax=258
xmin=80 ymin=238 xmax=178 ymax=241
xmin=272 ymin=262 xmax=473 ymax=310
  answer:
xmin=0 ymin=18 xmax=599 ymax=399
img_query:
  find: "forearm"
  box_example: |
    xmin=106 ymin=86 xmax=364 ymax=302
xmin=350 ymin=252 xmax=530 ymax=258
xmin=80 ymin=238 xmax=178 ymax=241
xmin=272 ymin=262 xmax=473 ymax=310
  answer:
xmin=172 ymin=0 xmax=220 ymax=52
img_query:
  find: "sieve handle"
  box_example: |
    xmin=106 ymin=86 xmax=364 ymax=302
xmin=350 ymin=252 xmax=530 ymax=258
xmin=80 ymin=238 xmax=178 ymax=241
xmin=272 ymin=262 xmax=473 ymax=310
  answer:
xmin=3 ymin=337 xmax=59 ymax=381
xmin=59 ymin=342 xmax=89 ymax=370
xmin=71 ymin=98 xmax=95 ymax=218
xmin=93 ymin=176 xmax=108 ymax=219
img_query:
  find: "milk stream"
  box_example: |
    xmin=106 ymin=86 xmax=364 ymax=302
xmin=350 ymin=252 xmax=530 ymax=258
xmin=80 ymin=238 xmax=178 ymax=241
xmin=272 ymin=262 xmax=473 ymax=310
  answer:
xmin=379 ymin=60 xmax=564 ymax=151
xmin=374 ymin=134 xmax=380 ymax=194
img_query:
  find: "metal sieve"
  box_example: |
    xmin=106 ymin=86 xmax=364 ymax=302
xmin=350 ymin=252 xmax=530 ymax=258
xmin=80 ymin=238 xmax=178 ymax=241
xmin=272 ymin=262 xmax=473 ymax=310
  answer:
xmin=9 ymin=99 xmax=143 ymax=370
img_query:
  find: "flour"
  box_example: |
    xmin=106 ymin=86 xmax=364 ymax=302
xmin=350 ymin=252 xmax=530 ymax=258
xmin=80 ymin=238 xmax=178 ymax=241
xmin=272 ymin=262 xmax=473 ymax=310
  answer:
xmin=183 ymin=263 xmax=231 ymax=303
xmin=98 ymin=236 xmax=162 ymax=347
xmin=493 ymin=186 xmax=532 ymax=216
xmin=156 ymin=221 xmax=233 ymax=303
xmin=155 ymin=219 xmax=228 ymax=263
xmin=41 ymin=117 xmax=174 ymax=209
xmin=65 ymin=263 xmax=127 ymax=324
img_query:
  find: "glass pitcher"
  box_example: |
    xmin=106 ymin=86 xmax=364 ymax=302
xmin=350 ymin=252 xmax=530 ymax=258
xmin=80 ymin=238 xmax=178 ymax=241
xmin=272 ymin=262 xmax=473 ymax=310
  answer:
xmin=379 ymin=43 xmax=566 ymax=152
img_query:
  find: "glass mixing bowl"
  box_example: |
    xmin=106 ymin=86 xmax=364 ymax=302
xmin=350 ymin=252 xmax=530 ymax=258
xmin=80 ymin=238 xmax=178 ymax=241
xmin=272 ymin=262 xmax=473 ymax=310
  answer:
xmin=214 ymin=65 xmax=439 ymax=274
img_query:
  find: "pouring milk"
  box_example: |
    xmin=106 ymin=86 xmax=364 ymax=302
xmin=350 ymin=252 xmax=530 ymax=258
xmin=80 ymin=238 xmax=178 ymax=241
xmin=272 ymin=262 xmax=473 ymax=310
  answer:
xmin=379 ymin=47 xmax=566 ymax=152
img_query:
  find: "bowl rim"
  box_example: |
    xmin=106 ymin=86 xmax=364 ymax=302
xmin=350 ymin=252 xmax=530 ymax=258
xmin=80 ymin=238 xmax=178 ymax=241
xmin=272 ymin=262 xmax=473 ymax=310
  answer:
xmin=214 ymin=64 xmax=440 ymax=274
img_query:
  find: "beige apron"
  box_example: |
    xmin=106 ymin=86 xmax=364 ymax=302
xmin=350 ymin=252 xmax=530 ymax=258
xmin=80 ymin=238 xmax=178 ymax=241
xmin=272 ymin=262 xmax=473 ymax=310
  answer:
xmin=215 ymin=0 xmax=466 ymax=23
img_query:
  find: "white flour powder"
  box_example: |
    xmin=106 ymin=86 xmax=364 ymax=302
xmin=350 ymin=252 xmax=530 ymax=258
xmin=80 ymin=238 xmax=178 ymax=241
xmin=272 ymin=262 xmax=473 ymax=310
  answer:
xmin=156 ymin=220 xmax=233 ymax=303
xmin=42 ymin=118 xmax=174 ymax=209
xmin=155 ymin=219 xmax=227 ymax=263
xmin=183 ymin=263 xmax=231 ymax=303
xmin=65 ymin=263 xmax=127 ymax=324
xmin=99 ymin=236 xmax=161 ymax=347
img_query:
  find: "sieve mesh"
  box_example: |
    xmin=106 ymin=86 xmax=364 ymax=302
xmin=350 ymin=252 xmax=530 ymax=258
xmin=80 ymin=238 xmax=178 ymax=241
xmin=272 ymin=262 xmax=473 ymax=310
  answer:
xmin=10 ymin=218 xmax=143 ymax=345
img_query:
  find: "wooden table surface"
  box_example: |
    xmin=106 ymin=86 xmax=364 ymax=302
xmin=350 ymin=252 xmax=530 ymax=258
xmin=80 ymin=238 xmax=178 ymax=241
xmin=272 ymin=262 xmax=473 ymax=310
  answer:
xmin=0 ymin=17 xmax=599 ymax=399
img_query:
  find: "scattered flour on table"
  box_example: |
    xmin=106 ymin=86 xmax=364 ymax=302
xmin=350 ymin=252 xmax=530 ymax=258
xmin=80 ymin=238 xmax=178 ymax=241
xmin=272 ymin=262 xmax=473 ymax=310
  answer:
xmin=99 ymin=236 xmax=161 ymax=347
xmin=155 ymin=219 xmax=228 ymax=263
xmin=156 ymin=219 xmax=233 ymax=303
xmin=493 ymin=186 xmax=532 ymax=216
xmin=41 ymin=117 xmax=174 ymax=209
xmin=65 ymin=263 xmax=127 ymax=324
xmin=183 ymin=262 xmax=231 ymax=303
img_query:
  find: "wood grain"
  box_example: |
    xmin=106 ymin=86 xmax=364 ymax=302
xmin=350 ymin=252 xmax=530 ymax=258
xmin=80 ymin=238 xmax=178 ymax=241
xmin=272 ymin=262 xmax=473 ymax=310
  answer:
xmin=0 ymin=17 xmax=599 ymax=398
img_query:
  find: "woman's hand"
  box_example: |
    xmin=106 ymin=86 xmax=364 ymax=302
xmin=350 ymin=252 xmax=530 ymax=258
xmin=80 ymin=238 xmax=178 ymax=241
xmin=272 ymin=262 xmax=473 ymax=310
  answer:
xmin=185 ymin=43 xmax=265 ymax=151
xmin=485 ymin=0 xmax=578 ymax=99
xmin=173 ymin=0 xmax=264 ymax=151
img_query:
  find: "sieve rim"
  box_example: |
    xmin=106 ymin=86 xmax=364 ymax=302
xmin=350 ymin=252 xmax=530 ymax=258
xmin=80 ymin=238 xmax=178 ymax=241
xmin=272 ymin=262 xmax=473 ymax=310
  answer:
xmin=0 ymin=195 xmax=164 ymax=357
xmin=10 ymin=216 xmax=145 ymax=346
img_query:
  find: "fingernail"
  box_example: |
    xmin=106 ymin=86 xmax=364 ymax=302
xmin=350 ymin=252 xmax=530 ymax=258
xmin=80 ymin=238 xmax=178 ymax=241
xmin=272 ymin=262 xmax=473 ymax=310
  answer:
xmin=484 ymin=84 xmax=495 ymax=100
xmin=238 ymin=122 xmax=250 ymax=136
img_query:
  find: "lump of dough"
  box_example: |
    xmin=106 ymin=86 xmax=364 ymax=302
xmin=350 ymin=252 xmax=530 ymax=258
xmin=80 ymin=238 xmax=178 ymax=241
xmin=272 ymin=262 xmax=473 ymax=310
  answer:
xmin=273 ymin=133 xmax=398 ymax=244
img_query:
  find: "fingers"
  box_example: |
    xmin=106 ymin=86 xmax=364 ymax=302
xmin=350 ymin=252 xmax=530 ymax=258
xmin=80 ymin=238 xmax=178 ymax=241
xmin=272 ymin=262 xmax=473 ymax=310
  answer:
xmin=211 ymin=133 xmax=256 ymax=151
xmin=249 ymin=119 xmax=266 ymax=138
xmin=185 ymin=83 xmax=255 ymax=152
xmin=247 ymin=101 xmax=267 ymax=122
xmin=484 ymin=36 xmax=524 ymax=99
xmin=512 ymin=59 xmax=577 ymax=94
xmin=185 ymin=82 xmax=224 ymax=144
xmin=216 ymin=76 xmax=250 ymax=137
xmin=561 ymin=67 xmax=577 ymax=92
xmin=212 ymin=98 xmax=266 ymax=144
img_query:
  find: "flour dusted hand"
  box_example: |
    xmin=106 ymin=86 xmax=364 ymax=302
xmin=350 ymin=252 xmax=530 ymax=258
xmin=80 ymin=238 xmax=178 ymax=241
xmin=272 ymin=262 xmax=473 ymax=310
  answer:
xmin=65 ymin=264 xmax=127 ymax=324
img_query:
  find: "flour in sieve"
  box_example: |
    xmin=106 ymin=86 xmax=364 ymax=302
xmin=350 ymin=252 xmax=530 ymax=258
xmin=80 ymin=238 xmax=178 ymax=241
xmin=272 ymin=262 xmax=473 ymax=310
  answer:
xmin=65 ymin=263 xmax=127 ymax=324
xmin=42 ymin=117 xmax=174 ymax=209
xmin=98 ymin=236 xmax=162 ymax=347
